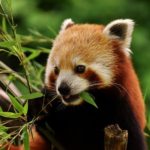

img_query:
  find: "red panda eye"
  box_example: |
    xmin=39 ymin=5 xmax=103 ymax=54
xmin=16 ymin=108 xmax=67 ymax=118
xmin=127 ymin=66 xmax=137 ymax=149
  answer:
xmin=75 ymin=65 xmax=86 ymax=74
xmin=54 ymin=66 xmax=60 ymax=75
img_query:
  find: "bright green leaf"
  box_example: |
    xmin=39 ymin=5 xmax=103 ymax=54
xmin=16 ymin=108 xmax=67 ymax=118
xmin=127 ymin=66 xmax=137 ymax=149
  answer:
xmin=23 ymin=102 xmax=28 ymax=115
xmin=80 ymin=92 xmax=98 ymax=108
xmin=0 ymin=112 xmax=21 ymax=118
xmin=23 ymin=51 xmax=41 ymax=63
xmin=0 ymin=131 xmax=10 ymax=143
xmin=0 ymin=41 xmax=15 ymax=48
xmin=0 ymin=107 xmax=3 ymax=112
xmin=22 ymin=47 xmax=36 ymax=53
xmin=23 ymin=126 xmax=30 ymax=150
xmin=20 ymin=92 xmax=43 ymax=100
xmin=38 ymin=47 xmax=50 ymax=53
xmin=0 ymin=125 xmax=8 ymax=132
xmin=2 ymin=17 xmax=7 ymax=33
xmin=147 ymin=110 xmax=150 ymax=130
xmin=8 ymin=94 xmax=24 ymax=113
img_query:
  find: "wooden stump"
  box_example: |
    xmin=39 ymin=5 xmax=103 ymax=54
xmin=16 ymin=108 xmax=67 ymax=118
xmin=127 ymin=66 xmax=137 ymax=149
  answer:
xmin=104 ymin=124 xmax=128 ymax=150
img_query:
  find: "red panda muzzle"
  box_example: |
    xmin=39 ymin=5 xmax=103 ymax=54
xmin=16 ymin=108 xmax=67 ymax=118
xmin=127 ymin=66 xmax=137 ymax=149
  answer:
xmin=63 ymin=94 xmax=80 ymax=103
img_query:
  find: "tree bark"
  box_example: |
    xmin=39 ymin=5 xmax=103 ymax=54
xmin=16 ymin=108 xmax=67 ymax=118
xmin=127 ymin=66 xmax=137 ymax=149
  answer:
xmin=104 ymin=124 xmax=128 ymax=150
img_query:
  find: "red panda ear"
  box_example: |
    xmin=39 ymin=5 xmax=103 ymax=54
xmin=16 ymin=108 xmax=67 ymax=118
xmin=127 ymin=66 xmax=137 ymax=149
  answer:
xmin=60 ymin=18 xmax=74 ymax=31
xmin=103 ymin=19 xmax=134 ymax=48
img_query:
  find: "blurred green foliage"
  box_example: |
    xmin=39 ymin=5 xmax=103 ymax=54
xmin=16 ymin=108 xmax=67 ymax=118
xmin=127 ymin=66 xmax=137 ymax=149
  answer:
xmin=11 ymin=0 xmax=150 ymax=96
xmin=1 ymin=0 xmax=150 ymax=147
xmin=12 ymin=0 xmax=150 ymax=117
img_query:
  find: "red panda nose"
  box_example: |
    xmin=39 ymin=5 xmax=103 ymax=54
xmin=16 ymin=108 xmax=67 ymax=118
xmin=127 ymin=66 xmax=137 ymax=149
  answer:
xmin=58 ymin=82 xmax=71 ymax=96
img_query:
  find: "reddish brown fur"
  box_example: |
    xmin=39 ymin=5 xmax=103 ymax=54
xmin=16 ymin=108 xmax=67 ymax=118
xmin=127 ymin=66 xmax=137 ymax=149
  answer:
xmin=109 ymin=39 xmax=146 ymax=129
xmin=81 ymin=68 xmax=102 ymax=88
xmin=123 ymin=61 xmax=146 ymax=129
xmin=6 ymin=22 xmax=146 ymax=149
xmin=49 ymin=72 xmax=57 ymax=87
xmin=50 ymin=24 xmax=110 ymax=68
xmin=49 ymin=23 xmax=146 ymax=129
xmin=4 ymin=127 xmax=50 ymax=150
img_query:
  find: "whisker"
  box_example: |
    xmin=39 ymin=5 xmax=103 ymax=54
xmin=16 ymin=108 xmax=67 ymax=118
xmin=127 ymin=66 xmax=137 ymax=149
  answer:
xmin=88 ymin=82 xmax=103 ymax=87
xmin=113 ymin=83 xmax=130 ymax=97
xmin=56 ymin=102 xmax=66 ymax=111
xmin=88 ymin=81 xmax=130 ymax=98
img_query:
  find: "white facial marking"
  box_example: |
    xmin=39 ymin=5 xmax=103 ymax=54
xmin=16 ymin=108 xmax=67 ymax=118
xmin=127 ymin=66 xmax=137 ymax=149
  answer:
xmin=90 ymin=63 xmax=113 ymax=86
xmin=45 ymin=63 xmax=53 ymax=86
xmin=62 ymin=98 xmax=83 ymax=106
xmin=56 ymin=70 xmax=89 ymax=96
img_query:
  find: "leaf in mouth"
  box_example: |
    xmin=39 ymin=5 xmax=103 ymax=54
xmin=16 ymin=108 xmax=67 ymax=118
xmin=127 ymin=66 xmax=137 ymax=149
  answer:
xmin=80 ymin=92 xmax=98 ymax=108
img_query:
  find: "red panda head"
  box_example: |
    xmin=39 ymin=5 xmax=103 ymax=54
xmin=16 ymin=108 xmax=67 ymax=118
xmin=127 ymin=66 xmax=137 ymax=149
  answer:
xmin=45 ymin=19 xmax=134 ymax=105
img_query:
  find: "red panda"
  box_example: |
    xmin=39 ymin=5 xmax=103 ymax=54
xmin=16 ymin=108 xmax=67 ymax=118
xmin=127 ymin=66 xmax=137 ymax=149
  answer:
xmin=2 ymin=19 xmax=147 ymax=150
xmin=45 ymin=18 xmax=146 ymax=129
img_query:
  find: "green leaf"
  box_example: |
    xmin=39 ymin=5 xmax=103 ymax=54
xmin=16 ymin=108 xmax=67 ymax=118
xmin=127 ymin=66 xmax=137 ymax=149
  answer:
xmin=8 ymin=94 xmax=24 ymax=113
xmin=2 ymin=17 xmax=7 ymax=33
xmin=38 ymin=47 xmax=50 ymax=53
xmin=22 ymin=47 xmax=36 ymax=53
xmin=20 ymin=92 xmax=43 ymax=100
xmin=80 ymin=92 xmax=98 ymax=108
xmin=0 ymin=107 xmax=3 ymax=112
xmin=147 ymin=110 xmax=150 ymax=130
xmin=0 ymin=125 xmax=8 ymax=132
xmin=23 ymin=51 xmax=41 ymax=63
xmin=23 ymin=126 xmax=30 ymax=150
xmin=29 ymin=29 xmax=42 ymax=36
xmin=0 ymin=41 xmax=15 ymax=48
xmin=0 ymin=112 xmax=21 ymax=118
xmin=23 ymin=102 xmax=28 ymax=115
xmin=0 ymin=131 xmax=10 ymax=143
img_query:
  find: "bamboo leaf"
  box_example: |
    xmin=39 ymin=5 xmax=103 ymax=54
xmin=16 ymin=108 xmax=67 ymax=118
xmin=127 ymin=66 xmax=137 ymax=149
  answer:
xmin=0 ymin=112 xmax=21 ymax=118
xmin=23 ymin=102 xmax=28 ymax=115
xmin=147 ymin=110 xmax=150 ymax=130
xmin=22 ymin=47 xmax=36 ymax=53
xmin=0 ymin=131 xmax=10 ymax=143
xmin=23 ymin=126 xmax=30 ymax=150
xmin=8 ymin=94 xmax=24 ymax=113
xmin=20 ymin=92 xmax=43 ymax=100
xmin=0 ymin=125 xmax=8 ymax=132
xmin=29 ymin=29 xmax=42 ymax=36
xmin=0 ymin=107 xmax=3 ymax=112
xmin=23 ymin=51 xmax=41 ymax=63
xmin=38 ymin=47 xmax=50 ymax=53
xmin=80 ymin=92 xmax=98 ymax=108
xmin=2 ymin=17 xmax=7 ymax=33
xmin=0 ymin=41 xmax=15 ymax=48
